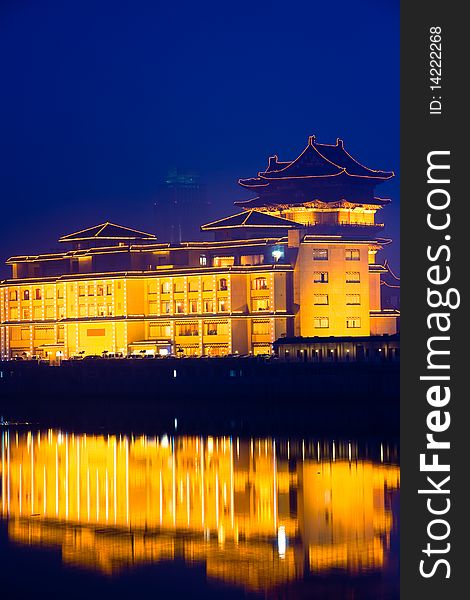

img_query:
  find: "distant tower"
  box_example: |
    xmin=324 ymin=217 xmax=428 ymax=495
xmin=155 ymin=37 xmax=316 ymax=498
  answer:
xmin=155 ymin=168 xmax=209 ymax=242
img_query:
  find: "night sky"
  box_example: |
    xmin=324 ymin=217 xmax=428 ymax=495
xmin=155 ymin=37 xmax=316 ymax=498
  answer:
xmin=0 ymin=0 xmax=399 ymax=277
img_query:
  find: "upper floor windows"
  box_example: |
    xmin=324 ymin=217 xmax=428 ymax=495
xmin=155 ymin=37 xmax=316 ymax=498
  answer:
xmin=313 ymin=248 xmax=328 ymax=261
xmin=345 ymin=249 xmax=360 ymax=261
xmin=213 ymin=256 xmax=234 ymax=267
xmin=252 ymin=298 xmax=270 ymax=312
xmin=346 ymin=294 xmax=361 ymax=305
xmin=9 ymin=290 xmax=18 ymax=301
xmin=314 ymin=317 xmax=329 ymax=329
xmin=346 ymin=272 xmax=360 ymax=283
xmin=218 ymin=278 xmax=228 ymax=291
xmin=241 ymin=254 xmax=264 ymax=266
xmin=346 ymin=317 xmax=361 ymax=329
xmin=23 ymin=289 xmax=30 ymax=301
xmin=313 ymin=294 xmax=329 ymax=305
xmin=252 ymin=277 xmax=268 ymax=290
xmin=313 ymin=271 xmax=329 ymax=284
xmin=199 ymin=255 xmax=207 ymax=266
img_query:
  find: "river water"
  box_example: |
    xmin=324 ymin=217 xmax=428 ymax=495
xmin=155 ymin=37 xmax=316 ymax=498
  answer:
xmin=0 ymin=429 xmax=399 ymax=599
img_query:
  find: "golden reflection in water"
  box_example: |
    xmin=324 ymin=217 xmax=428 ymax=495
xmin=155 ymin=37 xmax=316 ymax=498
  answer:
xmin=0 ymin=430 xmax=399 ymax=593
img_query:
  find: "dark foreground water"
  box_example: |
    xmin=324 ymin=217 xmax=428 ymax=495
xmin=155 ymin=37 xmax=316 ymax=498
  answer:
xmin=0 ymin=429 xmax=399 ymax=599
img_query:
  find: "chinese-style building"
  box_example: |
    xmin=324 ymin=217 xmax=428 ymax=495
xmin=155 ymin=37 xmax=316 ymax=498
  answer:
xmin=0 ymin=136 xmax=399 ymax=360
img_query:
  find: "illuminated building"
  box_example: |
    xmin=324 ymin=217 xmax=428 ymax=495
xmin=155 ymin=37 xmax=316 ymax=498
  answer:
xmin=0 ymin=136 xmax=399 ymax=360
xmin=0 ymin=430 xmax=399 ymax=592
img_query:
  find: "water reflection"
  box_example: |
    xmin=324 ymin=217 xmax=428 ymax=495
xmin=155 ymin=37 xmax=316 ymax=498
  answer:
xmin=0 ymin=430 xmax=399 ymax=594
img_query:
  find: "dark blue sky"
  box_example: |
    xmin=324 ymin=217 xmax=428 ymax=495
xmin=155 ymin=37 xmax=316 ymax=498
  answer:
xmin=0 ymin=0 xmax=399 ymax=275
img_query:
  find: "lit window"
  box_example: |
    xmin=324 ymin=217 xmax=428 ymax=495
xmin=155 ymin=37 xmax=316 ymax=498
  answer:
xmin=188 ymin=280 xmax=198 ymax=292
xmin=175 ymin=301 xmax=184 ymax=314
xmin=161 ymin=281 xmax=171 ymax=294
xmin=241 ymin=254 xmax=264 ymax=266
xmin=218 ymin=278 xmax=228 ymax=291
xmin=203 ymin=300 xmax=214 ymax=313
xmin=313 ymin=294 xmax=329 ymax=305
xmin=202 ymin=280 xmax=212 ymax=292
xmin=78 ymin=286 xmax=85 ymax=297
xmin=177 ymin=323 xmax=198 ymax=336
xmin=218 ymin=299 xmax=228 ymax=312
xmin=149 ymin=301 xmax=158 ymax=315
xmin=346 ymin=294 xmax=361 ymax=305
xmin=46 ymin=288 xmax=54 ymax=300
xmin=79 ymin=305 xmax=87 ymax=317
xmin=9 ymin=307 xmax=18 ymax=320
xmin=97 ymin=285 xmax=104 ymax=296
xmin=213 ymin=256 xmax=234 ymax=267
xmin=346 ymin=272 xmax=360 ymax=283
xmin=22 ymin=308 xmax=30 ymax=320
xmin=252 ymin=298 xmax=270 ymax=311
xmin=34 ymin=289 xmax=41 ymax=300
xmin=149 ymin=323 xmax=171 ymax=337
xmin=252 ymin=277 xmax=268 ymax=290
xmin=107 ymin=305 xmax=114 ymax=316
xmin=313 ymin=248 xmax=328 ymax=260
xmin=313 ymin=271 xmax=328 ymax=283
xmin=252 ymin=320 xmax=270 ymax=335
xmin=346 ymin=317 xmax=361 ymax=328
xmin=106 ymin=284 xmax=113 ymax=295
xmin=98 ymin=305 xmax=106 ymax=316
xmin=9 ymin=290 xmax=18 ymax=301
xmin=205 ymin=323 xmax=218 ymax=335
xmin=314 ymin=317 xmax=329 ymax=328
xmin=33 ymin=306 xmax=41 ymax=319
xmin=87 ymin=285 xmax=94 ymax=296
xmin=174 ymin=281 xmax=184 ymax=293
xmin=345 ymin=249 xmax=360 ymax=261
xmin=200 ymin=255 xmax=207 ymax=266
xmin=23 ymin=290 xmax=30 ymax=301
xmin=189 ymin=300 xmax=198 ymax=313
xmin=57 ymin=288 xmax=64 ymax=299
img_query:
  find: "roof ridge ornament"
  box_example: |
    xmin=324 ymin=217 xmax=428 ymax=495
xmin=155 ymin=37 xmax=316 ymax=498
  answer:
xmin=268 ymin=155 xmax=278 ymax=168
xmin=308 ymin=135 xmax=316 ymax=146
xmin=336 ymin=138 xmax=344 ymax=148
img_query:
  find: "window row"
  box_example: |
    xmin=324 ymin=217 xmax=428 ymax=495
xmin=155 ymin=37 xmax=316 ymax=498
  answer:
xmin=9 ymin=326 xmax=62 ymax=341
xmin=149 ymin=277 xmax=269 ymax=294
xmin=314 ymin=317 xmax=362 ymax=329
xmin=149 ymin=320 xmax=271 ymax=338
xmin=199 ymin=254 xmax=265 ymax=267
xmin=8 ymin=284 xmax=114 ymax=302
xmin=313 ymin=271 xmax=361 ymax=283
xmin=312 ymin=248 xmax=361 ymax=261
xmin=149 ymin=299 xmax=229 ymax=315
xmin=153 ymin=279 xmax=229 ymax=294
xmin=313 ymin=294 xmax=361 ymax=305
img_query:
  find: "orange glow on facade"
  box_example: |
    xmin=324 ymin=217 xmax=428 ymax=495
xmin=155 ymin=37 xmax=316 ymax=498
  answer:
xmin=0 ymin=136 xmax=399 ymax=360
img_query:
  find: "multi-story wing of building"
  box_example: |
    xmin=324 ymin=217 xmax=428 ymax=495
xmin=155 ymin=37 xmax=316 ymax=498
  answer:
xmin=0 ymin=136 xmax=399 ymax=360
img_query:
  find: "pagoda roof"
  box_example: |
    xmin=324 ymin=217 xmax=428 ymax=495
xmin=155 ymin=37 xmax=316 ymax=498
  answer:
xmin=313 ymin=138 xmax=394 ymax=179
xmin=59 ymin=221 xmax=156 ymax=243
xmin=234 ymin=196 xmax=391 ymax=209
xmin=239 ymin=135 xmax=394 ymax=187
xmin=201 ymin=210 xmax=300 ymax=231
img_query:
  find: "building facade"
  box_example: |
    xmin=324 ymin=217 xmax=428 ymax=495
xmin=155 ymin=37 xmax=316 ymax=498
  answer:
xmin=0 ymin=136 xmax=399 ymax=360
